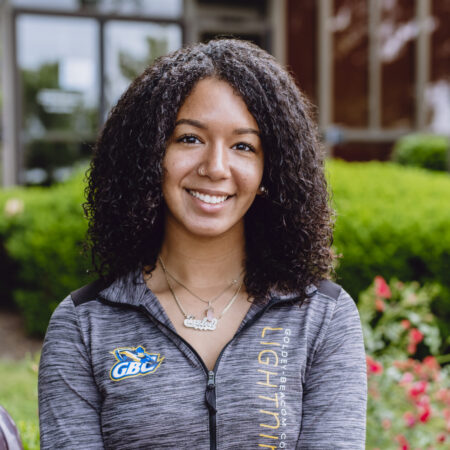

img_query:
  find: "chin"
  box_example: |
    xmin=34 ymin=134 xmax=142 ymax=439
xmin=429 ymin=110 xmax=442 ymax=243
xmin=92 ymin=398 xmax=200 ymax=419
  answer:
xmin=187 ymin=226 xmax=229 ymax=239
xmin=184 ymin=219 xmax=242 ymax=239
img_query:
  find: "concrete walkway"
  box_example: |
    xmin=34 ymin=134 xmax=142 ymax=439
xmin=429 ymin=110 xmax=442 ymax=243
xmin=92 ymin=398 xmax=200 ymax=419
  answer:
xmin=0 ymin=309 xmax=43 ymax=359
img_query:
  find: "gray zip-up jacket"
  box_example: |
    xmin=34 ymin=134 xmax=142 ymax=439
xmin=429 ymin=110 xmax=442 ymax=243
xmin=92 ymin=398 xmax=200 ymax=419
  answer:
xmin=38 ymin=273 xmax=367 ymax=449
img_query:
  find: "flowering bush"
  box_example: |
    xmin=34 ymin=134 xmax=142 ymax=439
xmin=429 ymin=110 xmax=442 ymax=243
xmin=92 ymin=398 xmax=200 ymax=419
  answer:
xmin=359 ymin=277 xmax=443 ymax=359
xmin=366 ymin=355 xmax=450 ymax=448
xmin=361 ymin=277 xmax=450 ymax=449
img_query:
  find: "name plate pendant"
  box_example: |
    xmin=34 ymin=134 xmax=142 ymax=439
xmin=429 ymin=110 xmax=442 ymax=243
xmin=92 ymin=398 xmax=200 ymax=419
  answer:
xmin=184 ymin=316 xmax=218 ymax=331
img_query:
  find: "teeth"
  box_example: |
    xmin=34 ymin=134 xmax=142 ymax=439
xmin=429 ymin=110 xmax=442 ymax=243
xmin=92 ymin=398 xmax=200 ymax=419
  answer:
xmin=189 ymin=190 xmax=228 ymax=204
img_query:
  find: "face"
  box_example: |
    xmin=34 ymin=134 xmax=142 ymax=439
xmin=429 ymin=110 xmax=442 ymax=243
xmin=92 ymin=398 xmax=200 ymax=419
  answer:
xmin=162 ymin=77 xmax=264 ymax=239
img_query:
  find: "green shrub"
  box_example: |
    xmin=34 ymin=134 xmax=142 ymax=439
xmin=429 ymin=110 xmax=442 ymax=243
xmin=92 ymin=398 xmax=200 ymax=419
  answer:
xmin=391 ymin=133 xmax=449 ymax=172
xmin=1 ymin=160 xmax=450 ymax=340
xmin=328 ymin=160 xmax=450 ymax=347
xmin=0 ymin=169 xmax=94 ymax=335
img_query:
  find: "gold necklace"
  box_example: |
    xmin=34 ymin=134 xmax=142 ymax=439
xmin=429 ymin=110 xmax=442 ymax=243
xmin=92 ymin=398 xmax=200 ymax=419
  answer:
xmin=159 ymin=256 xmax=243 ymax=306
xmin=159 ymin=257 xmax=244 ymax=331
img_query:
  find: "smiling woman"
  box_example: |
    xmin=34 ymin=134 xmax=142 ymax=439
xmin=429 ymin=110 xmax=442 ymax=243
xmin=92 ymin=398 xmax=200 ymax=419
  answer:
xmin=162 ymin=78 xmax=264 ymax=239
xmin=38 ymin=39 xmax=367 ymax=449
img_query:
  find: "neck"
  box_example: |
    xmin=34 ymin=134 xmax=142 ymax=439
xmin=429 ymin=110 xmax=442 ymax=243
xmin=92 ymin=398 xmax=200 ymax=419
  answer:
xmin=159 ymin=221 xmax=246 ymax=289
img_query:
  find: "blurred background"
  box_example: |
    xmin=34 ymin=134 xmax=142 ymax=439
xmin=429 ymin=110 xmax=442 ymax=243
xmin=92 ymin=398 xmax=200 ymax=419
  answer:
xmin=0 ymin=1 xmax=449 ymax=449
xmin=1 ymin=0 xmax=449 ymax=186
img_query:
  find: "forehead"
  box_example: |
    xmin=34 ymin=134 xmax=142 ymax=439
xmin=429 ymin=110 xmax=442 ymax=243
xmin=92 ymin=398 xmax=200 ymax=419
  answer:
xmin=176 ymin=77 xmax=259 ymax=130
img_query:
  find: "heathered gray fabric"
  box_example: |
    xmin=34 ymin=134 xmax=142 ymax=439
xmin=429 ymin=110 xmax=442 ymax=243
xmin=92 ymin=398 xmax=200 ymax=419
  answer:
xmin=39 ymin=272 xmax=367 ymax=449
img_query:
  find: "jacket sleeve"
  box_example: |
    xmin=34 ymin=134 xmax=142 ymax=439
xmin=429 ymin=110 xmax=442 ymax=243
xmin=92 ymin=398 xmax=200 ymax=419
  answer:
xmin=297 ymin=289 xmax=367 ymax=449
xmin=38 ymin=296 xmax=105 ymax=450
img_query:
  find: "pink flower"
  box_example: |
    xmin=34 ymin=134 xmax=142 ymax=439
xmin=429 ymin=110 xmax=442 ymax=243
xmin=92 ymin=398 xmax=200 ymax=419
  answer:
xmin=435 ymin=388 xmax=450 ymax=405
xmin=375 ymin=298 xmax=385 ymax=312
xmin=374 ymin=276 xmax=392 ymax=298
xmin=437 ymin=433 xmax=446 ymax=443
xmin=403 ymin=411 xmax=416 ymax=427
xmin=394 ymin=359 xmax=415 ymax=370
xmin=443 ymin=408 xmax=450 ymax=431
xmin=401 ymin=319 xmax=411 ymax=330
xmin=382 ymin=418 xmax=391 ymax=430
xmin=399 ymin=372 xmax=414 ymax=385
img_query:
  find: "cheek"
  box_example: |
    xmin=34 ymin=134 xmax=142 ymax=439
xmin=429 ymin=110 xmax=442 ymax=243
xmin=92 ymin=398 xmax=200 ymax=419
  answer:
xmin=238 ymin=162 xmax=264 ymax=191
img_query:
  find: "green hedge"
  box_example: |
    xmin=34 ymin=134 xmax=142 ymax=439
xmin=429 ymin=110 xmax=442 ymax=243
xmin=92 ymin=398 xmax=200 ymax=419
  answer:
xmin=328 ymin=160 xmax=450 ymax=344
xmin=391 ymin=133 xmax=449 ymax=172
xmin=0 ymin=170 xmax=93 ymax=335
xmin=1 ymin=161 xmax=449 ymax=338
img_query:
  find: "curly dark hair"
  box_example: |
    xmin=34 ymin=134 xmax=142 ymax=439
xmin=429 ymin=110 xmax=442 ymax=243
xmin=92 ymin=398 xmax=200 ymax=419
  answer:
xmin=84 ymin=38 xmax=334 ymax=302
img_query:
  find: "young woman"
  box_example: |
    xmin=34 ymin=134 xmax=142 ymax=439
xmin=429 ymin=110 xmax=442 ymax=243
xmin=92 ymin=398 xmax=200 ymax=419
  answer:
xmin=39 ymin=39 xmax=367 ymax=449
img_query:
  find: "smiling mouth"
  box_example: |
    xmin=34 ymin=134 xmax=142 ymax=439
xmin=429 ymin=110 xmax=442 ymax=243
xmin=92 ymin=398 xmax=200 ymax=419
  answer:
xmin=186 ymin=189 xmax=232 ymax=205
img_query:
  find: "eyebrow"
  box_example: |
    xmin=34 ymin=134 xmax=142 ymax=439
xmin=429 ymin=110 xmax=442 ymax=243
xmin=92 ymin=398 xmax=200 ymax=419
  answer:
xmin=175 ymin=119 xmax=260 ymax=137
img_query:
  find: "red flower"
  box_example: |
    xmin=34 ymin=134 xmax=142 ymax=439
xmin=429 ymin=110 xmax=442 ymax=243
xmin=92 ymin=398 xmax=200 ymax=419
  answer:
xmin=418 ymin=404 xmax=431 ymax=423
xmin=423 ymin=356 xmax=440 ymax=370
xmin=366 ymin=355 xmax=383 ymax=374
xmin=374 ymin=276 xmax=391 ymax=298
xmin=407 ymin=343 xmax=417 ymax=355
xmin=437 ymin=433 xmax=446 ymax=443
xmin=409 ymin=380 xmax=428 ymax=398
xmin=395 ymin=434 xmax=410 ymax=450
xmin=407 ymin=328 xmax=424 ymax=354
xmin=409 ymin=328 xmax=424 ymax=344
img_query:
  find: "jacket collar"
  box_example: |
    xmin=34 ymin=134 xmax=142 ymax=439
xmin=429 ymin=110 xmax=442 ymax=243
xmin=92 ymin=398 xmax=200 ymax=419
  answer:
xmin=97 ymin=270 xmax=314 ymax=325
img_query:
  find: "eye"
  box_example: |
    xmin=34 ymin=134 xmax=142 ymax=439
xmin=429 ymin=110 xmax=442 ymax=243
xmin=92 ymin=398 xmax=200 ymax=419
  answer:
xmin=233 ymin=142 xmax=256 ymax=153
xmin=177 ymin=134 xmax=202 ymax=145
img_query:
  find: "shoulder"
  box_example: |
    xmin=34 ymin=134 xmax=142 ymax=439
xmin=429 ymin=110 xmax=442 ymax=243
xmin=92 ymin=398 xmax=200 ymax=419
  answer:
xmin=44 ymin=278 xmax=109 ymax=336
xmin=70 ymin=278 xmax=109 ymax=307
xmin=311 ymin=279 xmax=357 ymax=317
xmin=315 ymin=279 xmax=342 ymax=301
xmin=306 ymin=280 xmax=362 ymax=345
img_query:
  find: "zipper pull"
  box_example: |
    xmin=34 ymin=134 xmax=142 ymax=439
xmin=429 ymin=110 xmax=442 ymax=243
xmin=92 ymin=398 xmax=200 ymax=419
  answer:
xmin=207 ymin=370 xmax=215 ymax=389
xmin=205 ymin=370 xmax=217 ymax=414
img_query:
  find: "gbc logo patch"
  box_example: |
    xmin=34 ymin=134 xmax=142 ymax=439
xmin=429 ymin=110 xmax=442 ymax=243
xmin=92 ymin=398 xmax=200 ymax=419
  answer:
xmin=109 ymin=346 xmax=164 ymax=381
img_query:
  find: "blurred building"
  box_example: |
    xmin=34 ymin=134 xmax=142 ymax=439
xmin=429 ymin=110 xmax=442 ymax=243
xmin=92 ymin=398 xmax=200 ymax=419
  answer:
xmin=289 ymin=0 xmax=450 ymax=161
xmin=1 ymin=0 xmax=449 ymax=186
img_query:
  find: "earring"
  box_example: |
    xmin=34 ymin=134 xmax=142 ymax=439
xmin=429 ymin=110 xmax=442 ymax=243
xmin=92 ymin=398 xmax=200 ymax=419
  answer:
xmin=259 ymin=185 xmax=268 ymax=195
xmin=198 ymin=166 xmax=207 ymax=176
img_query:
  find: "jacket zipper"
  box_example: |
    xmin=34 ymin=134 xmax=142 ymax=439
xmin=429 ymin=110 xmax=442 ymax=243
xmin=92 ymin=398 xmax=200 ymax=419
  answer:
xmin=202 ymin=298 xmax=286 ymax=450
xmin=100 ymin=296 xmax=286 ymax=450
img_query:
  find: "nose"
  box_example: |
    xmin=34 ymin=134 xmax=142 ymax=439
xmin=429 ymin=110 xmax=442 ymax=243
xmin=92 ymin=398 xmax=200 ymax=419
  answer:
xmin=200 ymin=142 xmax=231 ymax=180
